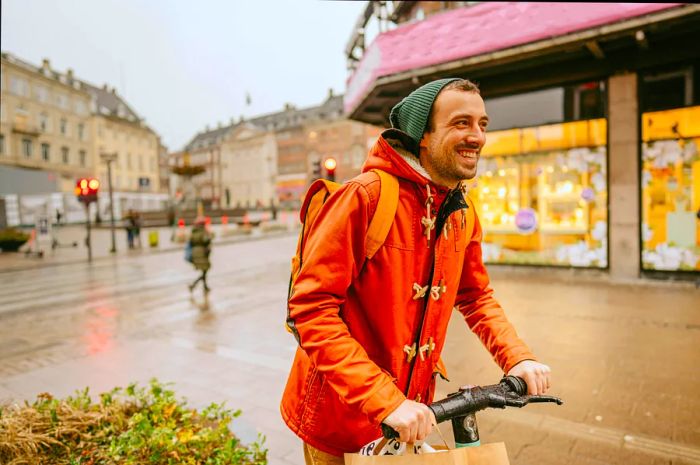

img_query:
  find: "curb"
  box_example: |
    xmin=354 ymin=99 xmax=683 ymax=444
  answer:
xmin=0 ymin=229 xmax=299 ymax=274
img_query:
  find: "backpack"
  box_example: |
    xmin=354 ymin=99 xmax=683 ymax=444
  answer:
xmin=285 ymin=169 xmax=399 ymax=339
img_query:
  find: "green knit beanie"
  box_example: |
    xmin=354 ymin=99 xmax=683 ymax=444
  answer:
xmin=389 ymin=78 xmax=461 ymax=149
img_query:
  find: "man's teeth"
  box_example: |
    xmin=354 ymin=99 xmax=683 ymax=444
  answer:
xmin=457 ymin=149 xmax=477 ymax=157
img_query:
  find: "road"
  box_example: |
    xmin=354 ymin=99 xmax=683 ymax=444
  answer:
xmin=1 ymin=233 xmax=699 ymax=465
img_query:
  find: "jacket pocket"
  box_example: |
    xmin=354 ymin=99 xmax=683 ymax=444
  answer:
xmin=425 ymin=358 xmax=449 ymax=404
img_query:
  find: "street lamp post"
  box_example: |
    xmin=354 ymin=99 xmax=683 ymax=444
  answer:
xmin=100 ymin=152 xmax=118 ymax=253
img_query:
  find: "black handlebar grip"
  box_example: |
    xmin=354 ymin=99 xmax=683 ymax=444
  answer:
xmin=381 ymin=423 xmax=399 ymax=440
xmin=501 ymin=376 xmax=527 ymax=395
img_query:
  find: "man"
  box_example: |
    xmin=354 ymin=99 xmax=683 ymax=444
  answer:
xmin=281 ymin=78 xmax=551 ymax=464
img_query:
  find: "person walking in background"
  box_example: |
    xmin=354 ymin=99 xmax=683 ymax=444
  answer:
xmin=125 ymin=209 xmax=143 ymax=249
xmin=132 ymin=210 xmax=142 ymax=248
xmin=125 ymin=209 xmax=136 ymax=249
xmin=188 ymin=217 xmax=212 ymax=293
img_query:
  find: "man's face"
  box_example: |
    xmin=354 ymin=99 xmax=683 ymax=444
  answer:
xmin=419 ymin=90 xmax=488 ymax=188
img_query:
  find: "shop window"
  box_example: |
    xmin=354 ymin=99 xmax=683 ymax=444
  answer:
xmin=485 ymin=88 xmax=564 ymax=131
xmin=641 ymin=106 xmax=700 ymax=273
xmin=642 ymin=68 xmax=693 ymax=113
xmin=471 ymin=118 xmax=608 ymax=267
xmin=571 ymin=81 xmax=605 ymax=120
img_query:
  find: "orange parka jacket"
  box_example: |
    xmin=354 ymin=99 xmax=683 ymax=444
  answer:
xmin=280 ymin=130 xmax=536 ymax=456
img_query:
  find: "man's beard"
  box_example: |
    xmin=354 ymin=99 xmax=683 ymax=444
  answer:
xmin=429 ymin=140 xmax=480 ymax=183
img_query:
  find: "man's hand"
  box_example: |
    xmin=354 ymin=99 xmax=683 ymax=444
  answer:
xmin=507 ymin=360 xmax=551 ymax=395
xmin=382 ymin=399 xmax=436 ymax=443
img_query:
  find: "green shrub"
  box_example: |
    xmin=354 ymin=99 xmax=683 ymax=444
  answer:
xmin=0 ymin=228 xmax=30 ymax=252
xmin=0 ymin=378 xmax=267 ymax=465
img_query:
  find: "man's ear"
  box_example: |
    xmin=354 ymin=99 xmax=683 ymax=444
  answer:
xmin=419 ymin=132 xmax=430 ymax=157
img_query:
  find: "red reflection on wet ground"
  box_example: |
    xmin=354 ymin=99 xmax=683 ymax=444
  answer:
xmin=83 ymin=305 xmax=119 ymax=355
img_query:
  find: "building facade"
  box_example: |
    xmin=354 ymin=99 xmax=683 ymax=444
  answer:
xmin=180 ymin=124 xmax=228 ymax=209
xmin=0 ymin=52 xmax=167 ymax=226
xmin=0 ymin=54 xmax=93 ymax=225
xmin=84 ymin=82 xmax=167 ymax=220
xmin=179 ymin=90 xmax=383 ymax=210
xmin=304 ymin=117 xmax=382 ymax=185
xmin=344 ymin=2 xmax=700 ymax=279
xmin=220 ymin=123 xmax=277 ymax=209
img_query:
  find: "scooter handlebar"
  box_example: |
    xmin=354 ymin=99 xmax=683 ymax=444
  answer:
xmin=381 ymin=376 xmax=562 ymax=440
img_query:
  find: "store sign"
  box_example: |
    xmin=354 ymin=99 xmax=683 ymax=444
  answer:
xmin=515 ymin=208 xmax=537 ymax=234
xmin=581 ymin=187 xmax=595 ymax=202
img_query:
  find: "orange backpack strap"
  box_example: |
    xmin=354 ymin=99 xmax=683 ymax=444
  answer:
xmin=298 ymin=179 xmax=340 ymax=225
xmin=286 ymin=171 xmax=397 ymax=340
xmin=291 ymin=178 xmax=341 ymax=287
xmin=365 ymin=169 xmax=399 ymax=259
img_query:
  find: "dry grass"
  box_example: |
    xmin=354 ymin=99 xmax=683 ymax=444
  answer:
xmin=0 ymin=391 xmax=135 ymax=464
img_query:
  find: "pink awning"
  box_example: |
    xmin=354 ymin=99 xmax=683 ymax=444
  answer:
xmin=345 ymin=2 xmax=683 ymax=113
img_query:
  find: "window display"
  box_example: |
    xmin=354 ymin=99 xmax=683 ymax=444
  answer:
xmin=641 ymin=106 xmax=700 ymax=272
xmin=470 ymin=119 xmax=608 ymax=267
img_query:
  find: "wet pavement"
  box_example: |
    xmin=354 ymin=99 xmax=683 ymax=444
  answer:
xmin=0 ymin=233 xmax=699 ymax=465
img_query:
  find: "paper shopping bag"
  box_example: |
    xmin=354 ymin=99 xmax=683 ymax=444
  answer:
xmin=344 ymin=442 xmax=510 ymax=465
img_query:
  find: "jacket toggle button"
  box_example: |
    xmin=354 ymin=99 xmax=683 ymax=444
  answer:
xmin=412 ymin=282 xmax=429 ymax=300
xmin=418 ymin=337 xmax=435 ymax=361
xmin=403 ymin=343 xmax=417 ymax=363
xmin=430 ymin=279 xmax=447 ymax=301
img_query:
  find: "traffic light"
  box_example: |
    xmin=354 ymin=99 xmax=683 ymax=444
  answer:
xmin=311 ymin=159 xmax=322 ymax=179
xmin=75 ymin=177 xmax=100 ymax=204
xmin=324 ymin=157 xmax=337 ymax=182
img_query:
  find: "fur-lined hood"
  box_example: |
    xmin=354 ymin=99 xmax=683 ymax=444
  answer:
xmin=361 ymin=129 xmax=434 ymax=186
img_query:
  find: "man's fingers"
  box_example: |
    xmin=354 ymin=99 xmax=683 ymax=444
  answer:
xmin=383 ymin=399 xmax=435 ymax=443
xmin=508 ymin=361 xmax=552 ymax=395
xmin=528 ymin=372 xmax=538 ymax=395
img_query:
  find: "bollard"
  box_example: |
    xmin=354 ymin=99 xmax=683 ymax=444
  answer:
xmin=148 ymin=230 xmax=159 ymax=248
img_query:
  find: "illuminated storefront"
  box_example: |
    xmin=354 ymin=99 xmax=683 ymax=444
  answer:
xmin=641 ymin=106 xmax=700 ymax=273
xmin=469 ymin=119 xmax=608 ymax=267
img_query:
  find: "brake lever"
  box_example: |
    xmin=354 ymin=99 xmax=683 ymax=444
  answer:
xmin=503 ymin=395 xmax=564 ymax=408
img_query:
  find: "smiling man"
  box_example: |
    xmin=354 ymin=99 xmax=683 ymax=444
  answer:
xmin=281 ymin=78 xmax=551 ymax=465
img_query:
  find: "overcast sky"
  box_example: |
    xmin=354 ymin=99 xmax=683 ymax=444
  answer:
xmin=1 ymin=0 xmax=367 ymax=150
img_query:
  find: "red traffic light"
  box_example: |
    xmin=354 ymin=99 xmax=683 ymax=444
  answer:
xmin=76 ymin=177 xmax=100 ymax=203
xmin=323 ymin=157 xmax=337 ymax=182
xmin=323 ymin=157 xmax=337 ymax=172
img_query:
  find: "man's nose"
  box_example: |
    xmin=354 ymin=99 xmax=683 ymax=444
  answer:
xmin=465 ymin=130 xmax=485 ymax=146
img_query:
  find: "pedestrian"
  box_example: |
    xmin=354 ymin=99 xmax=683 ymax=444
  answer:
xmin=188 ymin=217 xmax=212 ymax=293
xmin=132 ymin=211 xmax=142 ymax=248
xmin=55 ymin=209 xmax=62 ymax=226
xmin=281 ymin=78 xmax=552 ymax=463
xmin=125 ymin=209 xmax=135 ymax=249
